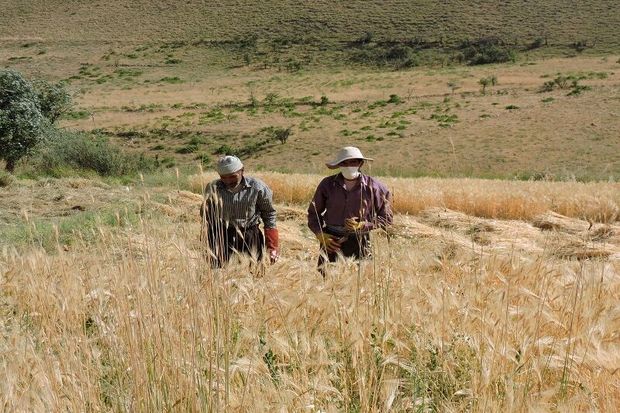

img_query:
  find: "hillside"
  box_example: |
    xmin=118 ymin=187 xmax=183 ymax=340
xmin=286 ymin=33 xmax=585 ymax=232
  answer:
xmin=0 ymin=1 xmax=618 ymax=180
xmin=1 ymin=1 xmax=619 ymax=51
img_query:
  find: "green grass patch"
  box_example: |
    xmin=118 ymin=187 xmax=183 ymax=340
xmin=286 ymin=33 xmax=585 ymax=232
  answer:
xmin=0 ymin=206 xmax=142 ymax=251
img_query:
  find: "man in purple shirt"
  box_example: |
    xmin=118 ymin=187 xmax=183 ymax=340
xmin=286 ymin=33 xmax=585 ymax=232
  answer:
xmin=307 ymin=146 xmax=393 ymax=273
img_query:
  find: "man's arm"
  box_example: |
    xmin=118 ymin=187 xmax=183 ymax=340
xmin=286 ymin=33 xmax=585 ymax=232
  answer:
xmin=256 ymin=184 xmax=276 ymax=229
xmin=256 ymin=183 xmax=279 ymax=263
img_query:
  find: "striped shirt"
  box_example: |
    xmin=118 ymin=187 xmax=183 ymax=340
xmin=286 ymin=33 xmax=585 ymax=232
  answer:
xmin=201 ymin=176 xmax=276 ymax=229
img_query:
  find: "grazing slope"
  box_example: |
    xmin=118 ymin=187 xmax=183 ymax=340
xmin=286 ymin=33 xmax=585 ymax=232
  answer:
xmin=1 ymin=1 xmax=619 ymax=50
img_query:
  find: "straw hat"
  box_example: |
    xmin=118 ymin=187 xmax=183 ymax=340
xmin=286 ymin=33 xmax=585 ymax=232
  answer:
xmin=216 ymin=155 xmax=243 ymax=175
xmin=325 ymin=146 xmax=373 ymax=169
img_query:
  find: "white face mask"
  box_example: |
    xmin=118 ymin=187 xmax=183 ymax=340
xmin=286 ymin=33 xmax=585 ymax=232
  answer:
xmin=340 ymin=166 xmax=360 ymax=180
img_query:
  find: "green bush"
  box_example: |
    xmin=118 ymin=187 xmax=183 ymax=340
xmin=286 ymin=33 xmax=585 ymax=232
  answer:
xmin=349 ymin=44 xmax=419 ymax=69
xmin=460 ymin=38 xmax=516 ymax=65
xmin=388 ymin=94 xmax=402 ymax=104
xmin=1 ymin=71 xmax=72 ymax=172
xmin=175 ymin=143 xmax=198 ymax=154
xmin=28 ymin=129 xmax=154 ymax=177
xmin=1 ymin=70 xmax=61 ymax=172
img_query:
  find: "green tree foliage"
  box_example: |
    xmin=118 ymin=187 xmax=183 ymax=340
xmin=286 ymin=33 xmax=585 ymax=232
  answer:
xmin=34 ymin=79 xmax=72 ymax=123
xmin=0 ymin=70 xmax=71 ymax=172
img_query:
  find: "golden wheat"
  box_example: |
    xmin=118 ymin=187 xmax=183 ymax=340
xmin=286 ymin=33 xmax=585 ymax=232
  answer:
xmin=1 ymin=174 xmax=619 ymax=411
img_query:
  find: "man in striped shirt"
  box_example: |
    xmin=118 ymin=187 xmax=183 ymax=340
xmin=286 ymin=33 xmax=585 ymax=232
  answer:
xmin=201 ymin=155 xmax=279 ymax=268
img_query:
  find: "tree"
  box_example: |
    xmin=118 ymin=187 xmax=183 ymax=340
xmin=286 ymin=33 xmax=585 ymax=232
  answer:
xmin=0 ymin=70 xmax=70 ymax=172
xmin=479 ymin=77 xmax=491 ymax=94
xmin=34 ymin=79 xmax=72 ymax=123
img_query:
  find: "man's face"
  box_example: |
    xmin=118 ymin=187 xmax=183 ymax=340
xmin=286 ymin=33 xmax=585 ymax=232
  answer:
xmin=339 ymin=159 xmax=363 ymax=168
xmin=219 ymin=169 xmax=243 ymax=188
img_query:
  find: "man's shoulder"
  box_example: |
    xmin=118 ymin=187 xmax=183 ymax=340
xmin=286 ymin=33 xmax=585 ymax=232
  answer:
xmin=244 ymin=176 xmax=271 ymax=191
xmin=319 ymin=174 xmax=339 ymax=186
xmin=364 ymin=175 xmax=389 ymax=192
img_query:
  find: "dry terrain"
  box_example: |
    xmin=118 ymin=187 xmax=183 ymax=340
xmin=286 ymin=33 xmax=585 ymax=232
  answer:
xmin=2 ymin=40 xmax=619 ymax=179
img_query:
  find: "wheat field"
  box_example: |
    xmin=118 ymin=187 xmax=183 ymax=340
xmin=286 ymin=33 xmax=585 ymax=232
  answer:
xmin=1 ymin=172 xmax=619 ymax=412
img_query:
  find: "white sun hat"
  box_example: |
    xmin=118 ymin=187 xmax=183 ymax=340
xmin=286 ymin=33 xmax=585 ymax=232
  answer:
xmin=216 ymin=155 xmax=243 ymax=175
xmin=325 ymin=146 xmax=373 ymax=169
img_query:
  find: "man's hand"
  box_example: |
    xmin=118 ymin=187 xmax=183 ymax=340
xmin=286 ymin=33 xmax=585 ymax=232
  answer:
xmin=345 ymin=217 xmax=365 ymax=232
xmin=268 ymin=249 xmax=279 ymax=264
xmin=316 ymin=233 xmax=342 ymax=253
xmin=264 ymin=227 xmax=279 ymax=265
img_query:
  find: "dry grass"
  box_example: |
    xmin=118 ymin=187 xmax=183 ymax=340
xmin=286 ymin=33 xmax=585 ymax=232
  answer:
xmin=1 ymin=174 xmax=619 ymax=411
xmin=189 ymin=171 xmax=620 ymax=223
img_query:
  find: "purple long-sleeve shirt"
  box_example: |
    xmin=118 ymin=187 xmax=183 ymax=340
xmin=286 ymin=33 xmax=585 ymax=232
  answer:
xmin=307 ymin=173 xmax=393 ymax=235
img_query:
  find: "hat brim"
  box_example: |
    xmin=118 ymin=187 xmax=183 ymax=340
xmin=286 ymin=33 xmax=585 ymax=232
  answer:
xmin=325 ymin=156 xmax=373 ymax=169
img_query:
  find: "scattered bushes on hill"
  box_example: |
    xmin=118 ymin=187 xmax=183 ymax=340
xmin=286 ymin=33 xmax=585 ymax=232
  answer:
xmin=27 ymin=129 xmax=154 ymax=177
xmin=539 ymin=75 xmax=592 ymax=96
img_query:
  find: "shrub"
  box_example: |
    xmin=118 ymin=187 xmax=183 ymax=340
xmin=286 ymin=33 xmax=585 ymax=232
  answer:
xmin=175 ymin=144 xmax=198 ymax=154
xmin=213 ymin=144 xmax=235 ymax=155
xmin=388 ymin=94 xmax=402 ymax=104
xmin=527 ymin=37 xmax=545 ymax=50
xmin=0 ymin=70 xmax=67 ymax=172
xmin=460 ymin=38 xmax=516 ymax=65
xmin=273 ymin=126 xmax=292 ymax=144
xmin=569 ymin=40 xmax=592 ymax=53
xmin=195 ymin=153 xmax=211 ymax=166
xmin=567 ymin=82 xmax=591 ymax=96
xmin=159 ymin=77 xmax=183 ymax=84
xmin=28 ymin=129 xmax=154 ymax=177
xmin=349 ymin=44 xmax=419 ymax=69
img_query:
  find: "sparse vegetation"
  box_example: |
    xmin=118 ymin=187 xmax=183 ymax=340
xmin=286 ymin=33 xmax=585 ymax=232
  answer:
xmin=27 ymin=129 xmax=154 ymax=177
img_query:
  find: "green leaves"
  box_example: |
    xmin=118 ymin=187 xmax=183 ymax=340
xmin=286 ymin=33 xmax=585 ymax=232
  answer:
xmin=0 ymin=70 xmax=71 ymax=172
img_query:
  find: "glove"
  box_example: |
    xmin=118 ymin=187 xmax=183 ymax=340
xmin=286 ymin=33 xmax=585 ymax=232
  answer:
xmin=345 ymin=217 xmax=365 ymax=232
xmin=316 ymin=232 xmax=342 ymax=254
xmin=264 ymin=227 xmax=279 ymax=264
